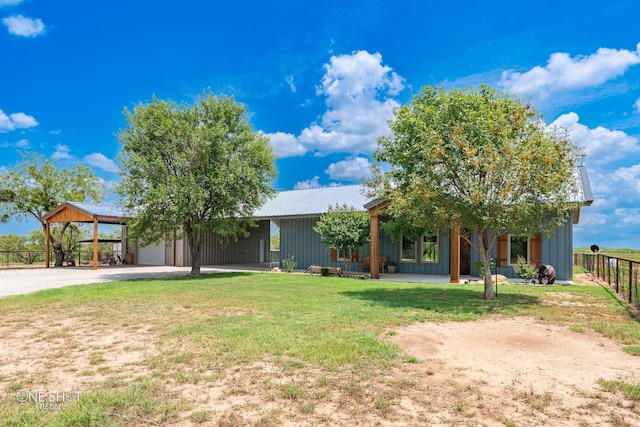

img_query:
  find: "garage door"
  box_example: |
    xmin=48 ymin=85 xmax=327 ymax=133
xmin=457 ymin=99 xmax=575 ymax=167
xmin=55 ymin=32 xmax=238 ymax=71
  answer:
xmin=137 ymin=240 xmax=166 ymax=265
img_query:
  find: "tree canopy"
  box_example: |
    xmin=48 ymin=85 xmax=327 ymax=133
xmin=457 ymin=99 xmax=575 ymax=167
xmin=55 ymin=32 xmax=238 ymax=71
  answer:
xmin=313 ymin=204 xmax=370 ymax=272
xmin=0 ymin=151 xmax=104 ymax=266
xmin=116 ymin=90 xmax=277 ymax=275
xmin=370 ymin=85 xmax=582 ymax=299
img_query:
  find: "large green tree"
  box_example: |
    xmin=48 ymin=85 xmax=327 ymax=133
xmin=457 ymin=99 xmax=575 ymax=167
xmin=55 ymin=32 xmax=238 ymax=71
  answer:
xmin=369 ymin=85 xmax=581 ymax=299
xmin=116 ymin=90 xmax=277 ymax=276
xmin=0 ymin=152 xmax=104 ymax=266
xmin=313 ymin=204 xmax=370 ymax=272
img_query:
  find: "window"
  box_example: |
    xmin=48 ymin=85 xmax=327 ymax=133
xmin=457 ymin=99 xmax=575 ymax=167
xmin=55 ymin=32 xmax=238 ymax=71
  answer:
xmin=422 ymin=233 xmax=439 ymax=263
xmin=401 ymin=236 xmax=417 ymax=262
xmin=508 ymin=235 xmax=529 ymax=265
xmin=400 ymin=232 xmax=439 ymax=263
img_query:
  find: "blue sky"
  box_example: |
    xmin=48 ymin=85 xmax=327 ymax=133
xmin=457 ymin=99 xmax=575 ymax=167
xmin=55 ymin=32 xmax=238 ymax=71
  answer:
xmin=1 ymin=0 xmax=639 ymax=248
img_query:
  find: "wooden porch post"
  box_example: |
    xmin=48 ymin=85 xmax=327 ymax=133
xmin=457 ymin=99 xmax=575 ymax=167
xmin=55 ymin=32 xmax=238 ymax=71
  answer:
xmin=450 ymin=225 xmax=460 ymax=283
xmin=45 ymin=221 xmax=50 ymax=268
xmin=370 ymin=209 xmax=380 ymax=279
xmin=93 ymin=217 xmax=98 ymax=270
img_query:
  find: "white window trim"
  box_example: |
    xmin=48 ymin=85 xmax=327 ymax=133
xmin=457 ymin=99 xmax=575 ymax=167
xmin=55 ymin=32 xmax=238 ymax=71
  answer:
xmin=507 ymin=235 xmax=530 ymax=266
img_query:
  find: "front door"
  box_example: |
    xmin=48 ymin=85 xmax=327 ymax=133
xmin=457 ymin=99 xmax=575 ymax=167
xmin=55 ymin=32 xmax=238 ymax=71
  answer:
xmin=460 ymin=237 xmax=471 ymax=275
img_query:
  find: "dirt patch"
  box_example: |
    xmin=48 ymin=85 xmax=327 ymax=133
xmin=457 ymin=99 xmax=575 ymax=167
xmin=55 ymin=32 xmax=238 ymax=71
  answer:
xmin=386 ymin=316 xmax=640 ymax=425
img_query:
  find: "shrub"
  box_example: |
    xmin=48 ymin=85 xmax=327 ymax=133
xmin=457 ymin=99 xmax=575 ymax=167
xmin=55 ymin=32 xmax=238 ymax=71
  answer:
xmin=514 ymin=255 xmax=538 ymax=282
xmin=282 ymin=255 xmax=297 ymax=273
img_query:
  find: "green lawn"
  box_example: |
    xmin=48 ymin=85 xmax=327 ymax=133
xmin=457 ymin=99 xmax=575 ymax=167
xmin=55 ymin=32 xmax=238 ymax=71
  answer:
xmin=1 ymin=272 xmax=639 ymax=426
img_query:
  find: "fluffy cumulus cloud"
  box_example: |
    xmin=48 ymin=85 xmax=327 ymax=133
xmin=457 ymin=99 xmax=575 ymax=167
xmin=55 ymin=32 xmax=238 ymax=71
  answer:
xmin=634 ymin=98 xmax=640 ymax=114
xmin=500 ymin=43 xmax=640 ymax=97
xmin=51 ymin=143 xmax=73 ymax=160
xmin=325 ymin=156 xmax=372 ymax=181
xmin=0 ymin=108 xmax=38 ymax=132
xmin=266 ymin=131 xmax=306 ymax=158
xmin=3 ymin=14 xmax=46 ymax=37
xmin=83 ymin=153 xmax=119 ymax=173
xmin=265 ymin=50 xmax=404 ymax=158
xmin=293 ymin=176 xmax=321 ymax=190
xmin=548 ymin=112 xmax=640 ymax=165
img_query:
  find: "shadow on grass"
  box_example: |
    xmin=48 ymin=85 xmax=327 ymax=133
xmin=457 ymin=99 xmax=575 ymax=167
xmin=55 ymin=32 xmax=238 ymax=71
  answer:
xmin=341 ymin=286 xmax=541 ymax=317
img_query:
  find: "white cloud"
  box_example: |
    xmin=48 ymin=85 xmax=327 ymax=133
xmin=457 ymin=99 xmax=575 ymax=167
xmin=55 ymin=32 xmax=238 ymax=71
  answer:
xmin=293 ymin=176 xmax=321 ymax=190
xmin=266 ymin=131 xmax=306 ymax=158
xmin=3 ymin=14 xmax=46 ymax=37
xmin=83 ymin=153 xmax=119 ymax=173
xmin=49 ymin=129 xmax=62 ymax=135
xmin=325 ymin=156 xmax=372 ymax=181
xmin=0 ymin=108 xmax=38 ymax=132
xmin=548 ymin=112 xmax=640 ymax=165
xmin=634 ymin=98 xmax=640 ymax=114
xmin=285 ymin=75 xmax=296 ymax=93
xmin=265 ymin=50 xmax=404 ymax=158
xmin=14 ymin=138 xmax=29 ymax=148
xmin=499 ymin=43 xmax=640 ymax=97
xmin=0 ymin=0 xmax=23 ymax=6
xmin=51 ymin=144 xmax=73 ymax=160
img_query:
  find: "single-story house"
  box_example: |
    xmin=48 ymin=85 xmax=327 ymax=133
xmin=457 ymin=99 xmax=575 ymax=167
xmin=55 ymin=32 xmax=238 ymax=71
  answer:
xmin=45 ymin=166 xmax=592 ymax=281
xmin=250 ymin=165 xmax=593 ymax=282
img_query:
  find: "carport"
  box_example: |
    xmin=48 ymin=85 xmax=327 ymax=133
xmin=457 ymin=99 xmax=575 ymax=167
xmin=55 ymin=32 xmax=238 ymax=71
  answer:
xmin=42 ymin=202 xmax=127 ymax=270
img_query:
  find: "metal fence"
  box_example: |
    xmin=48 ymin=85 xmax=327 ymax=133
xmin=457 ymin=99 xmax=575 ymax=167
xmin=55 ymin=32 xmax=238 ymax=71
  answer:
xmin=0 ymin=249 xmax=124 ymax=269
xmin=574 ymin=253 xmax=640 ymax=310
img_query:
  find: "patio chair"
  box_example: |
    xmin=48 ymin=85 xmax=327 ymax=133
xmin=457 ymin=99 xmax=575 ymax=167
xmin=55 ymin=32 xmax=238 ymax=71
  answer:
xmin=358 ymin=255 xmax=371 ymax=272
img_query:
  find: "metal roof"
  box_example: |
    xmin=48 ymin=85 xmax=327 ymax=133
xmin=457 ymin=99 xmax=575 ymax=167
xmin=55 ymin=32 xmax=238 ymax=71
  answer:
xmin=253 ymin=185 xmax=371 ymax=219
xmin=43 ymin=201 xmax=126 ymax=224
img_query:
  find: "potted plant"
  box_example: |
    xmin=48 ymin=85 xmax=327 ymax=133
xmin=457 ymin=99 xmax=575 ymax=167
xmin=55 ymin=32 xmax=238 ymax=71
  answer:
xmin=387 ymin=260 xmax=397 ymax=274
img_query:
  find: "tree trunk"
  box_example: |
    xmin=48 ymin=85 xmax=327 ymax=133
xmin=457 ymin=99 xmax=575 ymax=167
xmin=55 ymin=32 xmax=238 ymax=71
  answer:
xmin=188 ymin=228 xmax=202 ymax=276
xmin=53 ymin=241 xmax=65 ymax=267
xmin=342 ymin=247 xmax=351 ymax=274
xmin=478 ymin=229 xmax=495 ymax=300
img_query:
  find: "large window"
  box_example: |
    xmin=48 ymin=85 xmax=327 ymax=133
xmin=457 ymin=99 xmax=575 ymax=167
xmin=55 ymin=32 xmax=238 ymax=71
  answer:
xmin=508 ymin=235 xmax=529 ymax=265
xmin=401 ymin=236 xmax=417 ymax=262
xmin=422 ymin=234 xmax=438 ymax=262
xmin=401 ymin=232 xmax=439 ymax=263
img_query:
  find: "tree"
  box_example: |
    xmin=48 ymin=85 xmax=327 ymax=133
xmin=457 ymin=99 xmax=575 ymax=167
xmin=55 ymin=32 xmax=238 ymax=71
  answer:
xmin=369 ymin=85 xmax=581 ymax=299
xmin=0 ymin=152 xmax=104 ymax=266
xmin=116 ymin=90 xmax=277 ymax=276
xmin=313 ymin=204 xmax=370 ymax=273
xmin=0 ymin=231 xmax=45 ymax=265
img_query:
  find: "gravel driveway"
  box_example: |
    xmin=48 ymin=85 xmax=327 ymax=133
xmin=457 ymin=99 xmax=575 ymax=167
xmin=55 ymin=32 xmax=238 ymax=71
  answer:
xmin=0 ymin=265 xmax=254 ymax=297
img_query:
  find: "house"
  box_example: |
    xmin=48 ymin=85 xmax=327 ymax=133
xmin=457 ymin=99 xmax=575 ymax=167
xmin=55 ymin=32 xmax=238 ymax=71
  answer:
xmin=47 ymin=166 xmax=592 ymax=282
xmin=252 ymin=166 xmax=593 ymax=282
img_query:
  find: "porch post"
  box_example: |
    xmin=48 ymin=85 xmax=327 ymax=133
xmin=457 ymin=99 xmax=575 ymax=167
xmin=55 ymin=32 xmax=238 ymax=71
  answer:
xmin=45 ymin=221 xmax=50 ymax=268
xmin=370 ymin=209 xmax=380 ymax=279
xmin=93 ymin=217 xmax=98 ymax=270
xmin=450 ymin=225 xmax=460 ymax=283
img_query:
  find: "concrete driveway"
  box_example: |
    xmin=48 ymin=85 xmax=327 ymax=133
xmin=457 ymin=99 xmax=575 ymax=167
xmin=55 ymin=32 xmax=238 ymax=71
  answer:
xmin=0 ymin=265 xmax=263 ymax=298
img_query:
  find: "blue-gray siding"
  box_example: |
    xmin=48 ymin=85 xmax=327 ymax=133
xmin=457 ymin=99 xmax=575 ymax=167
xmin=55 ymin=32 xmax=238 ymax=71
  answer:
xmin=279 ymin=216 xmax=574 ymax=281
xmin=183 ymin=220 xmax=271 ymax=265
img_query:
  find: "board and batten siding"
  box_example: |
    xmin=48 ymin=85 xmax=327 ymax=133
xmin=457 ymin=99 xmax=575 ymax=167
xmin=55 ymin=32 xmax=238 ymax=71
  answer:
xmin=182 ymin=220 xmax=271 ymax=266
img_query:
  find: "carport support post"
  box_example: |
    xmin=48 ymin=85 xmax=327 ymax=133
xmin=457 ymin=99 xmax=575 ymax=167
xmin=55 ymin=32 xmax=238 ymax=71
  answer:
xmin=93 ymin=218 xmax=98 ymax=270
xmin=45 ymin=221 xmax=50 ymax=268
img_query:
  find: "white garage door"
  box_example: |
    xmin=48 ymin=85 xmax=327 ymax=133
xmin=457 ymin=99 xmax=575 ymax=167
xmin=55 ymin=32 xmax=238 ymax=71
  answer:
xmin=137 ymin=240 xmax=166 ymax=265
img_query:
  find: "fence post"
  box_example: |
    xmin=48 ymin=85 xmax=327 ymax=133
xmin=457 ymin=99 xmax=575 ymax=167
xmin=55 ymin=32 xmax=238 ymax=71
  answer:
xmin=615 ymin=258 xmax=620 ymax=294
xmin=630 ymin=261 xmax=634 ymax=304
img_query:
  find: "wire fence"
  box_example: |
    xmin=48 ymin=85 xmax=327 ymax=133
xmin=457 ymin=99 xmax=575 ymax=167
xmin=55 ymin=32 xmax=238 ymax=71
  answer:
xmin=0 ymin=249 xmax=124 ymax=269
xmin=574 ymin=253 xmax=640 ymax=311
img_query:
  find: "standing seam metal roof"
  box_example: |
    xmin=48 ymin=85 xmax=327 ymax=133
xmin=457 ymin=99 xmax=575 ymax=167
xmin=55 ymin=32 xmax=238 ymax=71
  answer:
xmin=253 ymin=185 xmax=371 ymax=218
